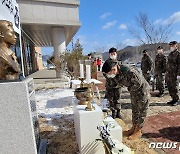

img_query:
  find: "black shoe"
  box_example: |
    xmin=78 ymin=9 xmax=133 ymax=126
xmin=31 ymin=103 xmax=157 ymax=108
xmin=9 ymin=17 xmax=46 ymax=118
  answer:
xmin=116 ymin=114 xmax=122 ymax=119
xmin=156 ymin=91 xmax=164 ymax=97
xmin=156 ymin=94 xmax=163 ymax=97
xmin=116 ymin=110 xmax=122 ymax=119
xmin=171 ymin=101 xmax=179 ymax=106
xmin=167 ymin=100 xmax=175 ymax=105
xmin=112 ymin=110 xmax=117 ymax=119
xmin=159 ymin=92 xmax=164 ymax=97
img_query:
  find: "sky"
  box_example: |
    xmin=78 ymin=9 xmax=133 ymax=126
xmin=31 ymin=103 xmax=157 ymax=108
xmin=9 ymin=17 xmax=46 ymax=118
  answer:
xmin=42 ymin=0 xmax=180 ymax=55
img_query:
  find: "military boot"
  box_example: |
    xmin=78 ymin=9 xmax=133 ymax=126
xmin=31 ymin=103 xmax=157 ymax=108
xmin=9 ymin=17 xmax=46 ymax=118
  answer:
xmin=128 ymin=126 xmax=142 ymax=140
xmin=111 ymin=109 xmax=117 ymax=119
xmin=123 ymin=124 xmax=136 ymax=136
xmin=116 ymin=109 xmax=122 ymax=119
xmin=158 ymin=91 xmax=164 ymax=97
xmin=167 ymin=100 xmax=174 ymax=104
xmin=167 ymin=100 xmax=178 ymax=105
xmin=170 ymin=100 xmax=179 ymax=106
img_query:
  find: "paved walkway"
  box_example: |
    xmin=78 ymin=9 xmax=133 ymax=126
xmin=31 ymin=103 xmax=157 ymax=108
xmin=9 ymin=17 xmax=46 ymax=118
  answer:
xmin=142 ymin=111 xmax=180 ymax=154
xmin=29 ymin=69 xmax=57 ymax=79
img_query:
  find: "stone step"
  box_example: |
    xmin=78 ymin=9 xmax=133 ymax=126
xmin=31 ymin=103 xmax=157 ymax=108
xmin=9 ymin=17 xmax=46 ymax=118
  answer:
xmin=33 ymin=78 xmax=70 ymax=90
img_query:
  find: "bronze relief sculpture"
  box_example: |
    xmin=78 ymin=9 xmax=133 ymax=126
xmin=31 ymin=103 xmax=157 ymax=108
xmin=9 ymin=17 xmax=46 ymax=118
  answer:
xmin=0 ymin=20 xmax=21 ymax=80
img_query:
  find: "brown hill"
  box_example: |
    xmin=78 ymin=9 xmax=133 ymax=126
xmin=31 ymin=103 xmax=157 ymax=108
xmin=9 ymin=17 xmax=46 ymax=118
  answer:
xmin=102 ymin=43 xmax=172 ymax=63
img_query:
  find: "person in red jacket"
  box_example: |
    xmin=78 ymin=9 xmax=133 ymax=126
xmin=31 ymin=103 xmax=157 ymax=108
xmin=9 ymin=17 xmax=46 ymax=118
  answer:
xmin=97 ymin=57 xmax=102 ymax=71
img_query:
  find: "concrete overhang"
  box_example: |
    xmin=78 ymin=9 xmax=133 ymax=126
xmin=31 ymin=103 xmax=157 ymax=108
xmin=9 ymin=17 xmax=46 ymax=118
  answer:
xmin=17 ymin=0 xmax=81 ymax=46
xmin=21 ymin=23 xmax=81 ymax=46
xmin=18 ymin=0 xmax=80 ymax=5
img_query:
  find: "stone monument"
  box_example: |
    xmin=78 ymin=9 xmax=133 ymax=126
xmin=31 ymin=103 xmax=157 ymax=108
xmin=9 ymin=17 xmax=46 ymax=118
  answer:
xmin=0 ymin=20 xmax=42 ymax=154
xmin=0 ymin=78 xmax=40 ymax=154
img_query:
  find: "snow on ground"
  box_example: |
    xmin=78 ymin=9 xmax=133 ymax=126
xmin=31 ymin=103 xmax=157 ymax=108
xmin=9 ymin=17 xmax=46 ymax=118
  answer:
xmin=35 ymin=88 xmax=75 ymax=120
xmin=35 ymin=88 xmax=80 ymax=153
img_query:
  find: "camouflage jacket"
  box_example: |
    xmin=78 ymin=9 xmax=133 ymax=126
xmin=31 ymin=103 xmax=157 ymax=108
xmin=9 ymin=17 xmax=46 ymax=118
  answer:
xmin=103 ymin=73 xmax=119 ymax=89
xmin=166 ymin=49 xmax=180 ymax=76
xmin=113 ymin=65 xmax=150 ymax=93
xmin=141 ymin=54 xmax=153 ymax=73
xmin=154 ymin=54 xmax=166 ymax=74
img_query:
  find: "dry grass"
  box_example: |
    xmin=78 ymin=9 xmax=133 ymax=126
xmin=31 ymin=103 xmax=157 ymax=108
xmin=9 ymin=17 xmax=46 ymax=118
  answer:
xmin=39 ymin=116 xmax=79 ymax=154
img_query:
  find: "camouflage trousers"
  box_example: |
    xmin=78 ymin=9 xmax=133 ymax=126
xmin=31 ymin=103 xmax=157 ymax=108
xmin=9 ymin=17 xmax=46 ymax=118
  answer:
xmin=142 ymin=72 xmax=151 ymax=84
xmin=130 ymin=85 xmax=150 ymax=128
xmin=105 ymin=88 xmax=121 ymax=111
xmin=155 ymin=73 xmax=165 ymax=93
xmin=165 ymin=73 xmax=179 ymax=101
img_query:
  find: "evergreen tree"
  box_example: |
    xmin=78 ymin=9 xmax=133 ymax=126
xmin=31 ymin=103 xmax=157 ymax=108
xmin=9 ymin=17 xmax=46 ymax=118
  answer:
xmin=65 ymin=39 xmax=86 ymax=78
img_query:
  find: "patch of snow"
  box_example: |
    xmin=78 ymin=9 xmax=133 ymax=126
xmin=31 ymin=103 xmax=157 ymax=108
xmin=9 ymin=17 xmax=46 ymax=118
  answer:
xmin=35 ymin=88 xmax=75 ymax=119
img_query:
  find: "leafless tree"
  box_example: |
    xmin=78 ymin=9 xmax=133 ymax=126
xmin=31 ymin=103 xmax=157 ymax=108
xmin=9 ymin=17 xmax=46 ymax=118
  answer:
xmin=94 ymin=45 xmax=107 ymax=53
xmin=94 ymin=42 xmax=123 ymax=53
xmin=128 ymin=12 xmax=174 ymax=45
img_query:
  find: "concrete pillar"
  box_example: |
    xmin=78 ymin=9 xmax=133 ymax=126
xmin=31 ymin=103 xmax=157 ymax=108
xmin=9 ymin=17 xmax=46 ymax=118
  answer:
xmin=52 ymin=27 xmax=66 ymax=78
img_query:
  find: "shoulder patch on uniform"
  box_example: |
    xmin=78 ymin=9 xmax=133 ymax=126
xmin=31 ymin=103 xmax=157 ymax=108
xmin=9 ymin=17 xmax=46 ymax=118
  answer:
xmin=120 ymin=66 xmax=129 ymax=72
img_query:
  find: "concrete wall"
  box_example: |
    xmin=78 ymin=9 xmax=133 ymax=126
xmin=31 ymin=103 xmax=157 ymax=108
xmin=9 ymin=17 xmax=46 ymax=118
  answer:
xmin=35 ymin=47 xmax=43 ymax=70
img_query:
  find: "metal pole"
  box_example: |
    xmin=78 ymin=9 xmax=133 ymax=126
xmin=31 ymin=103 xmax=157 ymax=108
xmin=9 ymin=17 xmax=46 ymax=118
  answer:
xmin=19 ymin=30 xmax=25 ymax=78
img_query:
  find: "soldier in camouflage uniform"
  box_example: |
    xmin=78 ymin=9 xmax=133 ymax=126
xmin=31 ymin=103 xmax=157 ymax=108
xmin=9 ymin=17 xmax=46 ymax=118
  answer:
xmin=102 ymin=59 xmax=150 ymax=140
xmin=166 ymin=41 xmax=180 ymax=106
xmin=154 ymin=46 xmax=166 ymax=96
xmin=103 ymin=47 xmax=122 ymax=119
xmin=141 ymin=50 xmax=153 ymax=84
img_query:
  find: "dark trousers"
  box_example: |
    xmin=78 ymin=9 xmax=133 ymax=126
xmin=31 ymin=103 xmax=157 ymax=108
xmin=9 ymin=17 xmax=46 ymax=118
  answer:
xmin=166 ymin=73 xmax=179 ymax=101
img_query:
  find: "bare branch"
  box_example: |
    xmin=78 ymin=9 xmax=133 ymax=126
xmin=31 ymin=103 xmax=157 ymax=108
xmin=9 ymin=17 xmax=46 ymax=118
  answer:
xmin=94 ymin=46 xmax=107 ymax=53
xmin=129 ymin=11 xmax=173 ymax=45
xmin=128 ymin=27 xmax=146 ymax=44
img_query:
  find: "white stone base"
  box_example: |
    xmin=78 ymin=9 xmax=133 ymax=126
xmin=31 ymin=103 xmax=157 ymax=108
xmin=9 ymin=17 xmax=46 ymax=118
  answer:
xmin=73 ymin=102 xmax=105 ymax=154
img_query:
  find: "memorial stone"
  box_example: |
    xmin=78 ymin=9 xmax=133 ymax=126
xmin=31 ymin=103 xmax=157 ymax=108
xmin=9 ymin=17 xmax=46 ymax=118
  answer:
xmin=0 ymin=78 xmax=40 ymax=154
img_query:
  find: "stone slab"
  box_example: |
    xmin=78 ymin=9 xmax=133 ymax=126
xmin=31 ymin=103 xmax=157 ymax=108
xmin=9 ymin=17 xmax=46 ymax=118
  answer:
xmin=0 ymin=78 xmax=39 ymax=154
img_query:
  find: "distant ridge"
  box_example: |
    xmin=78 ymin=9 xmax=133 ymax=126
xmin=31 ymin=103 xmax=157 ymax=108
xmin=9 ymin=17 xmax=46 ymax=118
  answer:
xmin=102 ymin=43 xmax=171 ymax=62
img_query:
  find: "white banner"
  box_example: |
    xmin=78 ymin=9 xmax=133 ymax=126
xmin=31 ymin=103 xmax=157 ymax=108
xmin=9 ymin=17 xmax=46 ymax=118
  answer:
xmin=0 ymin=0 xmax=21 ymax=34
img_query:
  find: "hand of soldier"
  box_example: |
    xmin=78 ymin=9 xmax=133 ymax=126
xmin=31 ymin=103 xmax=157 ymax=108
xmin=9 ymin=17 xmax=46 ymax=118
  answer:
xmin=177 ymin=76 xmax=180 ymax=80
